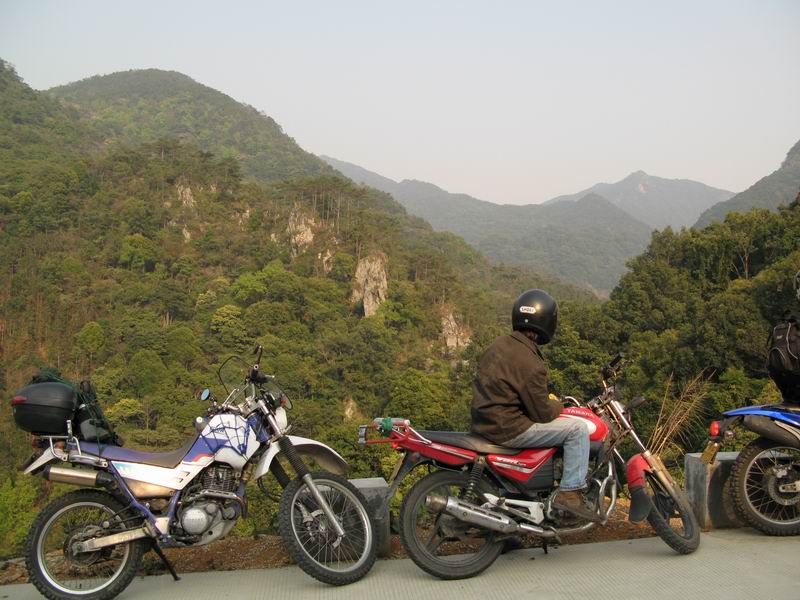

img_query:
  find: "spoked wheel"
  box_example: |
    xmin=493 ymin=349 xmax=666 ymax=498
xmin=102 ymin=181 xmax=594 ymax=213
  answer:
xmin=278 ymin=472 xmax=375 ymax=585
xmin=25 ymin=490 xmax=146 ymax=600
xmin=645 ymin=473 xmax=700 ymax=554
xmin=399 ymin=470 xmax=504 ymax=580
xmin=730 ymin=439 xmax=800 ymax=535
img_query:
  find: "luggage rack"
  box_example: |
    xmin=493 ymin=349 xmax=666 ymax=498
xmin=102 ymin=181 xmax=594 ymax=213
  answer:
xmin=42 ymin=420 xmax=107 ymax=468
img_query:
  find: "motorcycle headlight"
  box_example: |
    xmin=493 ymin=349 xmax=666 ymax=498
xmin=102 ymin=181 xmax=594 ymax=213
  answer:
xmin=275 ymin=407 xmax=288 ymax=430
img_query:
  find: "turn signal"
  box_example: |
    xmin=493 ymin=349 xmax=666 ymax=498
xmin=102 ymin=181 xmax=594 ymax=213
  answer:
xmin=710 ymin=421 xmax=721 ymax=437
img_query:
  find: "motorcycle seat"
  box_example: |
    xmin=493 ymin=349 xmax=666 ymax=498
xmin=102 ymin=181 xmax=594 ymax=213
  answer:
xmin=417 ymin=430 xmax=605 ymax=458
xmin=416 ymin=431 xmax=523 ymax=455
xmin=81 ymin=437 xmax=198 ymax=469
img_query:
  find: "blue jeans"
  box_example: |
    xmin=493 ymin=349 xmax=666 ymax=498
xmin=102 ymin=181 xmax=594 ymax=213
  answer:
xmin=502 ymin=418 xmax=590 ymax=491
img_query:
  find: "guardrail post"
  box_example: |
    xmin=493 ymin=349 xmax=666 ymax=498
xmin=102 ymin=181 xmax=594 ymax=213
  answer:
xmin=684 ymin=452 xmax=743 ymax=530
xmin=350 ymin=477 xmax=392 ymax=557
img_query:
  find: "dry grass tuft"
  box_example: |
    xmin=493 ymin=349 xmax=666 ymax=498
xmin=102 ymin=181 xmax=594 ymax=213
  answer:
xmin=648 ymin=372 xmax=711 ymax=456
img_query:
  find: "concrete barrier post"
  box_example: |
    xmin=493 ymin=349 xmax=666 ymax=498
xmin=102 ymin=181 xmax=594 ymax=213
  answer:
xmin=350 ymin=477 xmax=392 ymax=557
xmin=684 ymin=452 xmax=743 ymax=530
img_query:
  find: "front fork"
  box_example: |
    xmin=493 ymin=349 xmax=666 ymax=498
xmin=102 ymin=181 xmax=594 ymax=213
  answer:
xmin=275 ymin=436 xmax=346 ymax=537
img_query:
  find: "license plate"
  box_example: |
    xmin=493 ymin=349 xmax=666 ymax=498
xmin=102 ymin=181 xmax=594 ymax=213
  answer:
xmin=700 ymin=441 xmax=720 ymax=464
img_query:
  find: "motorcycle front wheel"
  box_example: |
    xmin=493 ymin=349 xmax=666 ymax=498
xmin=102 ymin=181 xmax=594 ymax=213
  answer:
xmin=399 ymin=469 xmax=504 ymax=580
xmin=730 ymin=438 xmax=800 ymax=536
xmin=645 ymin=472 xmax=700 ymax=554
xmin=277 ymin=471 xmax=376 ymax=585
xmin=25 ymin=489 xmax=146 ymax=600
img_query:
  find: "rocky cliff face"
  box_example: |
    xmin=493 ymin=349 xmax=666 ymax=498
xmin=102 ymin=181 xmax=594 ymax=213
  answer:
xmin=318 ymin=248 xmax=334 ymax=274
xmin=177 ymin=184 xmax=196 ymax=208
xmin=342 ymin=397 xmax=362 ymax=421
xmin=286 ymin=204 xmax=316 ymax=257
xmin=350 ymin=253 xmax=388 ymax=317
xmin=441 ymin=309 xmax=471 ymax=352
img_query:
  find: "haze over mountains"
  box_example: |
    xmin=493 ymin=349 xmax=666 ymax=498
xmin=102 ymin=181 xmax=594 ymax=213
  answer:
xmin=322 ymin=156 xmax=739 ymax=292
xmin=545 ymin=171 xmax=733 ymax=230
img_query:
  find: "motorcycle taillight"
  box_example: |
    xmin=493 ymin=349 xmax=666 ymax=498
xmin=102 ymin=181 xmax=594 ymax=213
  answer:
xmin=709 ymin=421 xmax=720 ymax=437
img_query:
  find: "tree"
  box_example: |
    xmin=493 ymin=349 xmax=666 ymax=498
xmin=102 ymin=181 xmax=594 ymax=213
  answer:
xmin=127 ymin=349 xmax=167 ymax=397
xmin=119 ymin=233 xmax=159 ymax=272
xmin=76 ymin=321 xmax=105 ymax=370
xmin=210 ymin=305 xmax=247 ymax=349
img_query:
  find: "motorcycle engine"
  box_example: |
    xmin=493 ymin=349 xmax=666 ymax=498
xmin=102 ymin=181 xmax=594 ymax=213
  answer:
xmin=180 ymin=501 xmax=222 ymax=535
xmin=179 ymin=465 xmax=239 ymax=537
xmin=201 ymin=464 xmax=237 ymax=493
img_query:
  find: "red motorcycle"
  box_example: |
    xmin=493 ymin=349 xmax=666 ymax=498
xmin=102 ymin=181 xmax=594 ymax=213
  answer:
xmin=359 ymin=354 xmax=699 ymax=579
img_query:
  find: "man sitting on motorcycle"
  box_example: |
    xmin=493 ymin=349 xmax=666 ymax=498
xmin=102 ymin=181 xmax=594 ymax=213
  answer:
xmin=470 ymin=289 xmax=599 ymax=522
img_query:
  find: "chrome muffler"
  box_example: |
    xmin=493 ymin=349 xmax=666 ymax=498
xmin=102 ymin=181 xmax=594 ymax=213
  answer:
xmin=43 ymin=465 xmax=115 ymax=488
xmin=425 ymin=494 xmax=555 ymax=537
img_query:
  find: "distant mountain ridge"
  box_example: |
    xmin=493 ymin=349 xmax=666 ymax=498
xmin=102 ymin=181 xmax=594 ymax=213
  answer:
xmin=694 ymin=139 xmax=800 ymax=228
xmin=322 ymin=155 xmax=652 ymax=292
xmin=546 ymin=170 xmax=734 ymax=230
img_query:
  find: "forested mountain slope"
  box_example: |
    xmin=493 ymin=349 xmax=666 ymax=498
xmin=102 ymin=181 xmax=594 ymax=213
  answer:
xmin=49 ymin=69 xmax=335 ymax=183
xmin=323 ymin=156 xmax=652 ymax=292
xmin=695 ymin=138 xmax=800 ymax=227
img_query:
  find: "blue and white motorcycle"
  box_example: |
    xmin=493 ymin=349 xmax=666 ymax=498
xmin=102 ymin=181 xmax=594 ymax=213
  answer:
xmin=12 ymin=347 xmax=375 ymax=599
xmin=702 ymin=403 xmax=800 ymax=535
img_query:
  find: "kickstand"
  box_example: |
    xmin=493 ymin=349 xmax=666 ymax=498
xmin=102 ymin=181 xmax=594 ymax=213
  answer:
xmin=151 ymin=541 xmax=180 ymax=581
xmin=542 ymin=539 xmax=549 ymax=555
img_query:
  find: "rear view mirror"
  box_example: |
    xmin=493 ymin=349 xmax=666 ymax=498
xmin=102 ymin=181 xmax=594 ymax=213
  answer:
xmin=628 ymin=396 xmax=647 ymax=410
xmin=200 ymin=388 xmax=211 ymax=402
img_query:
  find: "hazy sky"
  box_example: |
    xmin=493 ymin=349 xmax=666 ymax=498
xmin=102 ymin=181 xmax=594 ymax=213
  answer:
xmin=2 ymin=1 xmax=799 ymax=204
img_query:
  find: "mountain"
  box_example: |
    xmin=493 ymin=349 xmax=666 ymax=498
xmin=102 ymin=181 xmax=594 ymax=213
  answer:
xmin=546 ymin=170 xmax=734 ymax=230
xmin=694 ymin=139 xmax=800 ymax=228
xmin=2 ymin=62 xmax=608 ymax=553
xmin=322 ymin=156 xmax=652 ymax=292
xmin=48 ymin=69 xmax=335 ymax=183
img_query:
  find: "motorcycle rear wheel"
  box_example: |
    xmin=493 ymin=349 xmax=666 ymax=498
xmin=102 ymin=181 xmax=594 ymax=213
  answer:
xmin=730 ymin=438 xmax=800 ymax=536
xmin=645 ymin=473 xmax=700 ymax=554
xmin=399 ymin=469 xmax=504 ymax=580
xmin=25 ymin=489 xmax=147 ymax=600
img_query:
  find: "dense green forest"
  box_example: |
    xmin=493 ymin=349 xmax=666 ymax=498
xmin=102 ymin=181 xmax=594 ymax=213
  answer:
xmin=1 ymin=59 xmax=798 ymax=555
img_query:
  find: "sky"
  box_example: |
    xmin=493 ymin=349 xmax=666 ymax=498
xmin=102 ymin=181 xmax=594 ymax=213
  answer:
xmin=1 ymin=1 xmax=799 ymax=204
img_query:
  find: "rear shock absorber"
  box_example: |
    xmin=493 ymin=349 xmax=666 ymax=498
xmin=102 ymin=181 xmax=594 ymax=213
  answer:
xmin=463 ymin=458 xmax=485 ymax=502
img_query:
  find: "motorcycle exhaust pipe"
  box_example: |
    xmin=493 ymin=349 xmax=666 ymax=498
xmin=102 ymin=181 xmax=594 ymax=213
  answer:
xmin=43 ymin=465 xmax=115 ymax=488
xmin=425 ymin=494 xmax=555 ymax=537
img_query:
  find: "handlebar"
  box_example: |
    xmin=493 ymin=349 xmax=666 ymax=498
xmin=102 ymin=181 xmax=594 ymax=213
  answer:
xmin=601 ymin=352 xmax=625 ymax=381
xmin=249 ymin=364 xmax=274 ymax=384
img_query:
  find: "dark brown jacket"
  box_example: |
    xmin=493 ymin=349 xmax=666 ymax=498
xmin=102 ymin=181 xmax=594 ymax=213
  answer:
xmin=470 ymin=331 xmax=561 ymax=444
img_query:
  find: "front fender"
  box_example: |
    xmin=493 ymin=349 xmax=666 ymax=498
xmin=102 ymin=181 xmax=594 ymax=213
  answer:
xmin=253 ymin=435 xmax=349 ymax=480
xmin=626 ymin=454 xmax=654 ymax=523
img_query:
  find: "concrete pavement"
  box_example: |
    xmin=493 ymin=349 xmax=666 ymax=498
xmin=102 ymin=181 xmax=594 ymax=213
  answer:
xmin=2 ymin=529 xmax=798 ymax=600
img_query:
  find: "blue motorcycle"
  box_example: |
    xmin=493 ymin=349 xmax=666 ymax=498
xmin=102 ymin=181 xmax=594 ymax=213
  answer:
xmin=702 ymin=403 xmax=800 ymax=535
